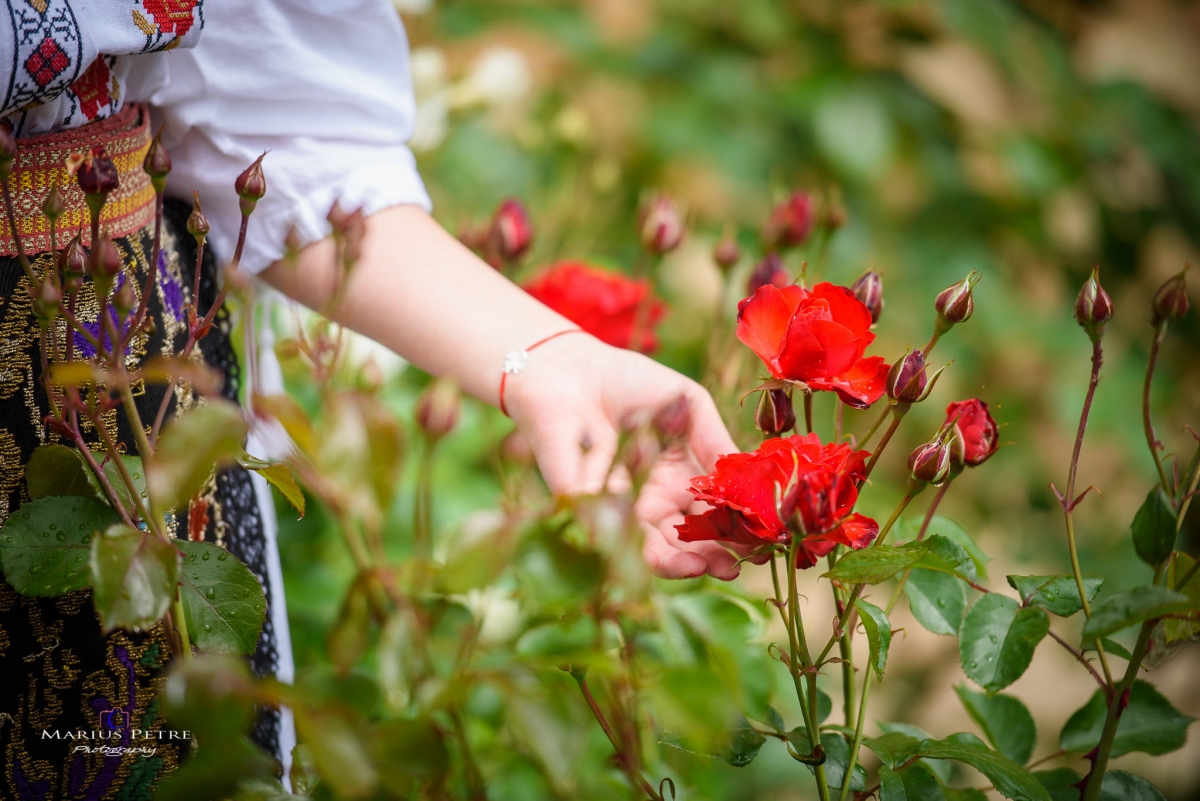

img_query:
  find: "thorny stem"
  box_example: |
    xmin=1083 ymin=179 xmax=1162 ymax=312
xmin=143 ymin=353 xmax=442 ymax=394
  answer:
xmin=1061 ymin=337 xmax=1114 ymax=687
xmin=127 ymin=191 xmax=163 ymax=346
xmin=574 ymin=676 xmax=662 ymax=801
xmin=151 ymin=212 xmax=251 ymax=444
xmin=68 ymin=423 xmax=136 ymax=528
xmin=1142 ymin=323 xmax=1172 ymax=493
xmin=886 ymin=480 xmax=951 ymax=615
xmin=826 ymin=552 xmax=855 ymax=727
xmin=803 ymin=392 xmax=814 ymax=435
xmin=770 ymin=554 xmax=814 ymax=730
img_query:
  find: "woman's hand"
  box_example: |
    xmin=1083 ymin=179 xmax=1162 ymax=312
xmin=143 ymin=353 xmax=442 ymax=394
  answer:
xmin=504 ymin=333 xmax=745 ymax=581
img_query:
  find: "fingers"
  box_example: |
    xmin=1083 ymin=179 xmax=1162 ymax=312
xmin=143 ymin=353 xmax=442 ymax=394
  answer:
xmin=528 ymin=418 xmax=619 ymax=496
xmin=641 ymin=522 xmax=741 ymax=581
xmin=682 ymin=384 xmax=738 ymax=472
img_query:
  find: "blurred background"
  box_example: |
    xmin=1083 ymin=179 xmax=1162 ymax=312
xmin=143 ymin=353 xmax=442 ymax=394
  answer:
xmin=274 ymin=0 xmax=1200 ymax=797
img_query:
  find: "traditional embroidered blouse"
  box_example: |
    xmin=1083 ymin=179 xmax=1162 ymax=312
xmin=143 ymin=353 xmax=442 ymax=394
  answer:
xmin=1 ymin=0 xmax=432 ymax=274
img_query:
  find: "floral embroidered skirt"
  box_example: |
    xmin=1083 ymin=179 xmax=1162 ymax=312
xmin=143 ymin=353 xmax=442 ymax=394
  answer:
xmin=0 ymin=104 xmax=284 ymax=798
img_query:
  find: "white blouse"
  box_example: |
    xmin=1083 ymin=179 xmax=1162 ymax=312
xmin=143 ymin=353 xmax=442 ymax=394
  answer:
xmin=2 ymin=0 xmax=432 ymax=274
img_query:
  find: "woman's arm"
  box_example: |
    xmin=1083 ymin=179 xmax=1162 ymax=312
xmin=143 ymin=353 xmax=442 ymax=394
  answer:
xmin=260 ymin=204 xmax=743 ymax=580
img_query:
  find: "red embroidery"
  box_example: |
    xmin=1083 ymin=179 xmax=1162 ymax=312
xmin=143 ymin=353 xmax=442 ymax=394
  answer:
xmin=142 ymin=0 xmax=200 ymax=38
xmin=187 ymin=498 xmax=210 ymax=542
xmin=24 ymin=37 xmax=71 ymax=87
xmin=70 ymin=57 xmax=113 ymax=121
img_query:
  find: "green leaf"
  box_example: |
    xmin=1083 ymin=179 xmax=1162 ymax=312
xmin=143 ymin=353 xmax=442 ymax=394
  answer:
xmin=916 ymin=534 xmax=977 ymax=583
xmin=26 ymin=443 xmax=147 ymax=512
xmin=1034 ymin=768 xmax=1083 ymax=801
xmin=925 ymin=516 xmax=990 ymax=578
xmin=824 ymin=545 xmax=919 ymax=584
xmin=1006 ymin=574 xmax=1103 ymax=617
xmin=876 ymin=722 xmax=952 ymax=783
xmin=954 ymin=684 xmax=1036 ymax=765
xmin=292 ymin=705 xmax=378 ymax=798
xmin=958 ymin=594 xmax=1049 ymax=693
xmin=372 ymin=717 xmax=450 ymax=794
xmin=1164 ymin=553 xmax=1200 ymax=644
xmin=1098 ymin=770 xmax=1168 ymax=801
xmin=917 ymin=733 xmax=1052 ymax=801
xmin=515 ymin=615 xmax=598 ymax=659
xmin=660 ymin=719 xmax=767 ymax=768
xmin=0 ymin=496 xmax=119 ymax=596
xmin=1130 ymin=486 xmax=1177 ymax=567
xmin=177 ymin=541 xmax=266 ymax=655
xmin=1081 ymin=637 xmax=1133 ymax=660
xmin=251 ymin=463 xmax=305 ymax=518
xmin=815 ymin=687 xmax=833 ymax=724
xmin=864 ymin=732 xmax=921 ymax=769
xmin=327 ymin=572 xmax=373 ymax=672
xmin=1059 ymin=680 xmax=1194 ymax=757
xmin=856 ymin=598 xmax=891 ymax=679
xmin=907 ymin=567 xmax=968 ymax=635
xmin=944 ymin=792 xmax=989 ymax=801
xmin=879 ymin=764 xmax=946 ymax=801
xmin=89 ymin=524 xmax=179 ymax=631
xmin=147 ymin=400 xmax=247 ymax=513
xmin=1081 ymin=585 xmax=1196 ymax=640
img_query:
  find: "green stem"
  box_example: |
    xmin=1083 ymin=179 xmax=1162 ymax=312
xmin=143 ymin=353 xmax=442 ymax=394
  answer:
xmin=786 ymin=544 xmax=831 ymax=801
xmin=863 ymin=407 xmax=907 ymax=480
xmin=171 ymin=593 xmax=192 ymax=661
xmin=838 ymin=670 xmax=872 ymax=801
xmin=770 ymin=553 xmax=813 ymax=730
xmin=886 ymin=480 xmax=951 ymax=615
xmin=575 ymin=676 xmax=662 ymax=801
xmin=858 ymin=404 xmax=890 ymax=448
xmin=1142 ymin=323 xmax=1172 ymax=493
xmin=804 ymin=391 xmax=814 ymax=435
xmin=414 ymin=438 xmax=436 ymax=560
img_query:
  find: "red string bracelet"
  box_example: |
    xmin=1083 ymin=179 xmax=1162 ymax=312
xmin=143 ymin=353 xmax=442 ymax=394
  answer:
xmin=499 ymin=328 xmax=585 ymax=417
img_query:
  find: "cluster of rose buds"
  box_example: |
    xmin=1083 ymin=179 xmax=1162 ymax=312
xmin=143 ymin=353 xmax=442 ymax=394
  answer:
xmin=907 ymin=399 xmax=999 ymax=489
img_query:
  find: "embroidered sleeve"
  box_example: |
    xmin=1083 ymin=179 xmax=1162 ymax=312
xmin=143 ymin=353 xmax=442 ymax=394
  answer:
xmin=1 ymin=0 xmax=203 ymax=132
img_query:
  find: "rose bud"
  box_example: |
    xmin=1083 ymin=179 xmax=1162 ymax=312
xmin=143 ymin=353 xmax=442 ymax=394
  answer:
xmin=934 ymin=271 xmax=980 ymax=328
xmin=96 ymin=237 xmax=123 ymax=278
xmin=415 ymin=379 xmax=460 ymax=441
xmin=639 ymin=195 xmax=684 ymax=255
xmin=1151 ymin=267 xmax=1190 ymax=326
xmin=746 ymin=253 xmax=788 ymax=295
xmin=762 ymin=191 xmax=815 ymax=250
xmin=0 ymin=126 xmax=15 ymax=176
xmin=652 ymin=394 xmax=691 ymax=446
xmin=489 ymin=198 xmax=534 ymax=261
xmin=624 ymin=426 xmax=661 ymax=478
xmin=74 ymin=146 xmax=120 ymax=197
xmin=944 ymin=398 xmax=999 ymax=469
xmin=824 ymin=195 xmax=847 ymax=231
xmin=908 ymin=437 xmax=952 ymax=487
xmin=31 ymin=277 xmax=61 ymax=327
xmin=59 ymin=234 xmax=87 ymax=280
xmin=851 ymin=270 xmax=883 ymax=324
xmin=42 ymin=187 xmax=65 ymax=223
xmin=113 ymin=279 xmax=136 ymax=317
xmin=235 ymin=153 xmax=267 ymax=214
xmin=755 ymin=388 xmax=795 ymax=436
xmin=143 ymin=129 xmax=171 ymax=191
xmin=187 ymin=192 xmax=210 ymax=242
xmin=713 ymin=234 xmax=741 ymax=271
xmin=886 ymin=349 xmax=926 ymax=405
xmin=1074 ymin=265 xmax=1114 ymax=340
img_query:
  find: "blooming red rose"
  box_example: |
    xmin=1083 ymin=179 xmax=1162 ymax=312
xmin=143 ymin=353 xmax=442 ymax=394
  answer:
xmin=945 ymin=399 xmax=998 ymax=467
xmin=676 ymin=433 xmax=878 ymax=569
xmin=736 ymin=282 xmax=890 ymax=408
xmin=524 ymin=261 xmax=666 ymax=352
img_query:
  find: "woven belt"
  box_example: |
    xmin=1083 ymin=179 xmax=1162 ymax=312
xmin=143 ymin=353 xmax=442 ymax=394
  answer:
xmin=0 ymin=103 xmax=154 ymax=258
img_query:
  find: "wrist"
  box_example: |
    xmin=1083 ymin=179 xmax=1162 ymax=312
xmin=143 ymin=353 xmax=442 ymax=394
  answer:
xmin=501 ymin=331 xmax=609 ymax=423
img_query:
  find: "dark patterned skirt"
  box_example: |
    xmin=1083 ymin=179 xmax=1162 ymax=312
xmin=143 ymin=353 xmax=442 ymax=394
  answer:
xmin=0 ymin=105 xmax=284 ymax=799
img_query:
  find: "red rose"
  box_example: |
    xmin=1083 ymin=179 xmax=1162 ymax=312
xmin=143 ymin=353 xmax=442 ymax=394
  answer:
xmin=945 ymin=399 xmax=999 ymax=467
xmin=736 ymin=282 xmax=890 ymax=408
xmin=676 ymin=433 xmax=878 ymax=569
xmin=524 ymin=261 xmax=666 ymax=352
